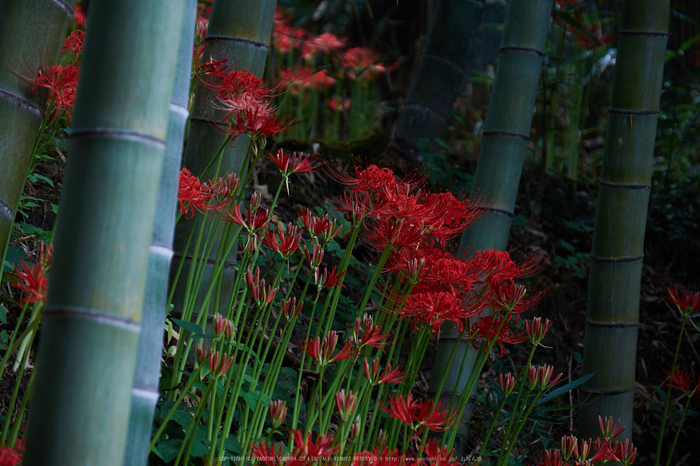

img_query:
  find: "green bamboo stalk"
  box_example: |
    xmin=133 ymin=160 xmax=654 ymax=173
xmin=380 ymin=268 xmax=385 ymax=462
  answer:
xmin=0 ymin=0 xmax=76 ymax=267
xmin=122 ymin=2 xmax=196 ymax=465
xmin=22 ymin=1 xmax=185 ymax=465
xmin=170 ymin=0 xmax=277 ymax=320
xmin=427 ymin=0 xmax=554 ymax=452
xmin=389 ymin=0 xmax=483 ymax=162
xmin=579 ymin=0 xmax=669 ymax=442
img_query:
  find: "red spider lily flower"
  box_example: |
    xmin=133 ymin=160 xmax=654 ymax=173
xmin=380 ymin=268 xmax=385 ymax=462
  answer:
xmin=490 ymin=280 xmax=547 ymax=314
xmin=328 ymin=96 xmax=351 ymax=112
xmin=527 ymin=364 xmax=563 ymax=391
xmin=250 ymin=441 xmax=284 ymax=466
xmin=73 ymin=3 xmax=87 ymax=27
xmin=177 ymin=168 xmax=209 ymax=218
xmin=400 ymin=291 xmax=479 ymax=333
xmin=499 ymin=373 xmax=516 ymax=397
xmin=335 ymin=389 xmax=358 ymax=421
xmin=245 ymin=266 xmax=277 ymax=307
xmin=207 ymin=349 xmax=233 ymax=377
xmin=468 ymin=249 xmax=544 ymax=280
xmin=666 ymin=367 xmax=694 ymax=394
xmin=560 ymin=434 xmax=578 ymax=461
xmin=330 ymin=337 xmax=359 ymax=362
xmin=526 ymin=317 xmax=551 ymax=346
xmin=291 ymin=429 xmax=338 ymax=460
xmin=331 ymin=164 xmax=399 ymax=193
xmin=590 ymin=438 xmax=617 ymax=463
xmin=342 ymin=47 xmax=392 ymax=81
xmin=302 ymin=331 xmax=340 ymax=366
xmin=353 ymin=314 xmax=390 ymax=350
xmin=201 ymin=172 xmax=240 ymax=210
xmin=467 ymin=314 xmax=526 ymax=357
xmin=664 ymin=285 xmax=700 ymax=317
xmin=598 ymin=415 xmax=625 ymax=440
xmin=298 ymin=208 xmax=343 ymax=242
xmin=381 ymin=394 xmax=453 ymax=438
xmin=196 ymin=57 xmax=232 ymax=79
xmin=194 ymin=343 xmax=207 ymax=365
xmin=315 ymin=266 xmax=345 ymax=290
xmin=224 ymin=195 xmax=270 ymax=233
xmin=11 ymin=243 xmax=52 ymax=304
xmin=30 ymin=63 xmax=79 ymax=122
xmin=269 ymin=149 xmax=324 ymax=176
xmin=302 ymin=32 xmax=347 ymax=58
xmin=269 ymin=400 xmax=287 ymax=429
xmin=62 ymin=29 xmax=85 ymax=56
xmin=268 ymin=149 xmax=324 ymax=193
xmin=419 ymin=439 xmax=459 ymax=466
xmin=335 ymin=190 xmax=374 ymax=225
xmin=363 ymin=358 xmax=404 ymax=385
xmin=208 ymin=69 xmax=268 ymax=101
xmin=282 ymin=296 xmax=303 ymax=318
xmin=303 ymin=243 xmax=324 ymax=270
xmin=613 ymin=439 xmax=637 ymax=466
xmin=222 ymin=102 xmax=294 ymax=140
xmin=213 ymin=314 xmax=234 ymax=339
xmin=262 ymin=223 xmax=302 ymax=258
xmin=537 ymin=449 xmax=564 ymax=466
xmin=0 ymin=447 xmax=22 ymax=466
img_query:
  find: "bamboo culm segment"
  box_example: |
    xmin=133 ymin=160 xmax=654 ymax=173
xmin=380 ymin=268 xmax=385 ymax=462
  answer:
xmin=0 ymin=0 xmax=77 ymax=267
xmin=392 ymin=0 xmax=482 ymax=161
xmin=579 ymin=0 xmax=669 ymax=442
xmin=23 ymin=1 xmax=186 ymax=465
xmin=123 ymin=3 xmax=197 ymax=464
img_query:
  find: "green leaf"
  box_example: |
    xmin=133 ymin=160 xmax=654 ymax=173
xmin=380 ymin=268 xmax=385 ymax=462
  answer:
xmin=171 ymin=318 xmax=204 ymax=335
xmin=536 ymin=373 xmax=595 ymax=406
xmin=0 ymin=306 xmax=6 ymax=324
xmin=189 ymin=441 xmax=209 ymax=458
xmin=157 ymin=438 xmax=184 ymax=463
xmin=224 ymin=435 xmax=242 ymax=454
xmin=171 ymin=409 xmax=192 ymax=429
xmin=241 ymin=391 xmax=271 ymax=410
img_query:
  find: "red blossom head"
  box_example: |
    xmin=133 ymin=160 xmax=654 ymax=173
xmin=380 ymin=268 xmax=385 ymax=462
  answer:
xmin=11 ymin=243 xmax=52 ymax=305
xmin=664 ymin=285 xmax=700 ymax=317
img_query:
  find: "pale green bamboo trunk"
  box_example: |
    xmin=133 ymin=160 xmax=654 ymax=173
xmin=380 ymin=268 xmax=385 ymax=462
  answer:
xmin=579 ymin=0 xmax=669 ymax=440
xmin=171 ymin=0 xmax=277 ymax=318
xmin=390 ymin=0 xmax=483 ymax=162
xmin=23 ymin=1 xmax=185 ymax=465
xmin=0 ymin=0 xmax=76 ymax=266
xmin=427 ymin=0 xmax=554 ymax=447
xmin=123 ymin=2 xmax=196 ymax=465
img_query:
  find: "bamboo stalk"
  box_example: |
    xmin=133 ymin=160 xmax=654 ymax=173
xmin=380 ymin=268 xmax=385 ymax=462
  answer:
xmin=122 ymin=2 xmax=197 ymax=465
xmin=389 ymin=0 xmax=483 ymax=163
xmin=0 ymin=0 xmax=77 ymax=266
xmin=427 ymin=0 xmax=554 ymax=452
xmin=579 ymin=0 xmax=669 ymax=441
xmin=22 ymin=1 xmax=185 ymax=465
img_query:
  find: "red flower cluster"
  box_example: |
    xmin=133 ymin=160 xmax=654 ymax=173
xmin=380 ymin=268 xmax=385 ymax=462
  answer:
xmin=538 ymin=417 xmax=636 ymax=466
xmin=251 ymin=429 xmax=338 ymax=466
xmin=381 ymin=393 xmax=453 ymax=438
xmin=11 ymin=243 xmax=52 ymax=304
xmin=0 ymin=439 xmax=24 ymax=466
xmin=666 ymin=367 xmax=700 ymax=396
xmin=200 ymin=65 xmax=292 ymax=140
xmin=176 ymin=169 xmax=239 ymax=219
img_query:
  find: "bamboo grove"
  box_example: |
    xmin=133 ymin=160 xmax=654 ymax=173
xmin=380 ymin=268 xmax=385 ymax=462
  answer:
xmin=0 ymin=0 xmax=689 ymax=465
